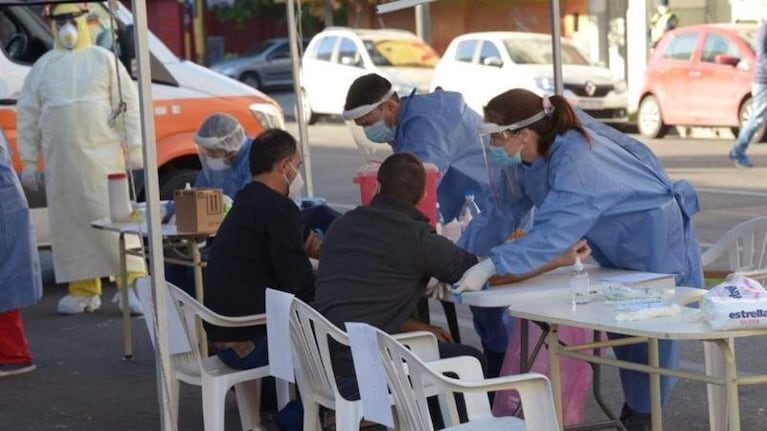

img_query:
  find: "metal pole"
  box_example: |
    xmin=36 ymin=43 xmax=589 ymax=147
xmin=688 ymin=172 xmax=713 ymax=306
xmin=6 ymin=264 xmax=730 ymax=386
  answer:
xmin=415 ymin=3 xmax=431 ymax=43
xmin=131 ymin=0 xmax=174 ymax=428
xmin=287 ymin=0 xmax=314 ymax=196
xmin=550 ymin=0 xmax=564 ymax=95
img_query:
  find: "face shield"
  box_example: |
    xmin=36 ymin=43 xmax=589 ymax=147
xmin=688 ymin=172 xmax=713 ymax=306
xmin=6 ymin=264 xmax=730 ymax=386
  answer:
xmin=342 ymin=89 xmax=396 ymax=164
xmin=194 ymin=113 xmax=246 ymax=177
xmin=477 ymin=98 xmax=555 ymax=208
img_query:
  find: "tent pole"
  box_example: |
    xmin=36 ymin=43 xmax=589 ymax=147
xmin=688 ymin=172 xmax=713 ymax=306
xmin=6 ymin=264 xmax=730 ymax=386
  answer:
xmin=130 ymin=0 xmax=174 ymax=429
xmin=287 ymin=0 xmax=314 ymax=196
xmin=550 ymin=0 xmax=564 ymax=95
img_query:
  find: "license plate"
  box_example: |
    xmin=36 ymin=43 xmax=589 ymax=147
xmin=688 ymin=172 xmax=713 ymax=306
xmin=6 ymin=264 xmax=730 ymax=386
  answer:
xmin=578 ymin=99 xmax=603 ymax=110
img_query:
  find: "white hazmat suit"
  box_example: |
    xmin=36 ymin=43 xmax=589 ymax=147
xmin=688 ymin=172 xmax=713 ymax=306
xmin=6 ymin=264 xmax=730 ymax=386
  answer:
xmin=16 ymin=4 xmax=144 ymax=314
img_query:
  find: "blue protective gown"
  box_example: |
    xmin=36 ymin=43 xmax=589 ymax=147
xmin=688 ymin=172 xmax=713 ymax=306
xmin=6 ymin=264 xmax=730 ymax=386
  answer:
xmin=0 ymin=137 xmax=42 ymax=313
xmin=194 ymin=139 xmax=253 ymax=196
xmin=394 ymin=90 xmax=529 ymax=363
xmin=463 ymin=115 xmax=703 ymax=411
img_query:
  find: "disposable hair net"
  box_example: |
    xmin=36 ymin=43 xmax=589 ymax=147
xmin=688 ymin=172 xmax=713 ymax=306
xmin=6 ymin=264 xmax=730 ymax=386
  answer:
xmin=193 ymin=113 xmax=246 ymax=152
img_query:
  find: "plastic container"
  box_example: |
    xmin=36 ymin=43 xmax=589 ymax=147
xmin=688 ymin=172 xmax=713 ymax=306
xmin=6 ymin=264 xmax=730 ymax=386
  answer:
xmin=571 ymin=257 xmax=591 ymax=305
xmin=108 ymin=172 xmax=132 ymax=222
xmin=353 ymin=162 xmax=440 ymax=226
xmin=458 ymin=191 xmax=481 ymax=233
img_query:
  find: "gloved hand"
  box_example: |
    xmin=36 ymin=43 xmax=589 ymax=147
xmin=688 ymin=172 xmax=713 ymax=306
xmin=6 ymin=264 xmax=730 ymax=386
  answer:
xmin=21 ymin=165 xmax=40 ymax=191
xmin=127 ymin=148 xmax=144 ymax=170
xmin=453 ymin=258 xmax=496 ymax=294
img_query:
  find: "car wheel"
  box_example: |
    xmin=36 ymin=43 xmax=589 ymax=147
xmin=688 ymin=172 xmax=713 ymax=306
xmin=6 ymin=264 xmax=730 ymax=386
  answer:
xmin=732 ymin=97 xmax=767 ymax=143
xmin=637 ymin=95 xmax=668 ymax=139
xmin=296 ymin=88 xmax=318 ymax=125
xmin=159 ymin=169 xmax=199 ymax=201
xmin=240 ymin=72 xmax=261 ymax=90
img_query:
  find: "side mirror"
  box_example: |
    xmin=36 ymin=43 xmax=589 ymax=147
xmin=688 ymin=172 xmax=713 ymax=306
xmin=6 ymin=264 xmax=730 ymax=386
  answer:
xmin=714 ymin=54 xmax=740 ymax=67
xmin=0 ymin=99 xmax=17 ymax=106
xmin=120 ymin=24 xmax=136 ymax=77
xmin=482 ymin=56 xmax=503 ymax=67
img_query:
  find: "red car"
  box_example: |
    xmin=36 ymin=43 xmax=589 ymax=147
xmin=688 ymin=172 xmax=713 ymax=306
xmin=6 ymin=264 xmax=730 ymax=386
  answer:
xmin=637 ymin=24 xmax=764 ymax=141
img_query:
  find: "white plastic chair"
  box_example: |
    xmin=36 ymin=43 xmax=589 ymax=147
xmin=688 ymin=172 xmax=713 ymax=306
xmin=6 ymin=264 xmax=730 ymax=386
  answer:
xmin=366 ymin=324 xmax=560 ymax=431
xmin=288 ymin=297 xmax=440 ymax=431
xmin=167 ymin=283 xmax=288 ymax=431
xmin=701 ymin=216 xmax=767 ymax=284
xmin=701 ymin=217 xmax=767 ymax=430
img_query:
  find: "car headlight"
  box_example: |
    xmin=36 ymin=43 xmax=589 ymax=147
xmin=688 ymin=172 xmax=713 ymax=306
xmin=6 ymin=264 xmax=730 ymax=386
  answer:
xmin=534 ymin=77 xmax=555 ymax=93
xmin=249 ymin=102 xmax=285 ymax=130
xmin=613 ymin=80 xmax=628 ymax=93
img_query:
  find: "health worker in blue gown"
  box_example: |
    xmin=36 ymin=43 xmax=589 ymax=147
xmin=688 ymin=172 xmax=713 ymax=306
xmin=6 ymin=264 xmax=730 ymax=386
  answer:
xmin=454 ymin=88 xmax=703 ymax=429
xmin=342 ymin=74 xmax=530 ymax=378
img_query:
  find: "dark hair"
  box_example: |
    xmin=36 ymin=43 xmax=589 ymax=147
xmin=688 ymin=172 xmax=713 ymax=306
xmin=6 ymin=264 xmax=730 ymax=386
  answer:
xmin=484 ymin=88 xmax=590 ymax=157
xmin=249 ymin=129 xmax=298 ymax=176
xmin=344 ymin=73 xmax=393 ymax=110
xmin=377 ymin=153 xmax=425 ymax=206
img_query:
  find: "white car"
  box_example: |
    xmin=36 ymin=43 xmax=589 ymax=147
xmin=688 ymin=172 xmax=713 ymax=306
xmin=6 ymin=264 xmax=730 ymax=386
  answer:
xmin=300 ymin=27 xmax=439 ymax=124
xmin=430 ymin=32 xmax=628 ymax=123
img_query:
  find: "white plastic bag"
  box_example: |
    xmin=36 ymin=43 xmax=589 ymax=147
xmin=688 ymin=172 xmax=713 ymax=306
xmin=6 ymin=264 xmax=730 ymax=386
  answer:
xmin=702 ymin=276 xmax=767 ymax=330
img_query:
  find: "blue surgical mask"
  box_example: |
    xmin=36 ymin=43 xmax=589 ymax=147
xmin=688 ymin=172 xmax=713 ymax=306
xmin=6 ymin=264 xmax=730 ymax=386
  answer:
xmin=364 ymin=120 xmax=396 ymax=143
xmin=489 ymin=146 xmax=522 ymax=166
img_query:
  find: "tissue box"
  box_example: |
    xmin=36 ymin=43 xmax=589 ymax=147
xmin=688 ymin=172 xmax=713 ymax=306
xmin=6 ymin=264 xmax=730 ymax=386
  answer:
xmin=173 ymin=188 xmax=224 ymax=233
xmin=702 ymin=276 xmax=767 ymax=330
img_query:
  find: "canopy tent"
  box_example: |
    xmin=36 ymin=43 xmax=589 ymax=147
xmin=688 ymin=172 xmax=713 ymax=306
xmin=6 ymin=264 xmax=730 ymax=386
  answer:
xmin=0 ymin=0 xmax=174 ymax=428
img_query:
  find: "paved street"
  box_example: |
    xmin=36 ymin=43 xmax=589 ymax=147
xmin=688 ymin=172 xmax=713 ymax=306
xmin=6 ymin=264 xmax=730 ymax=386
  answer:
xmin=3 ymin=95 xmax=767 ymax=429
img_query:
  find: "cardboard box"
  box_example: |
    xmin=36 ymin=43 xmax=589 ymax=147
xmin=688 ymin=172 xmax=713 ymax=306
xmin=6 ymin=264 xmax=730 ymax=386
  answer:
xmin=173 ymin=188 xmax=224 ymax=233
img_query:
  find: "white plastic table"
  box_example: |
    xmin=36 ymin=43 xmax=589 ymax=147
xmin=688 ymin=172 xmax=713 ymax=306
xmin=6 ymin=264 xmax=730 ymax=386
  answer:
xmin=91 ymin=218 xmax=213 ymax=358
xmin=494 ymin=268 xmax=767 ymax=431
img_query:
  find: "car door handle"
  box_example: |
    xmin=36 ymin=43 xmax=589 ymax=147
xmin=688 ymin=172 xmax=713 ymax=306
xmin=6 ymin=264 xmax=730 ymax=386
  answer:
xmin=688 ymin=70 xmax=702 ymax=77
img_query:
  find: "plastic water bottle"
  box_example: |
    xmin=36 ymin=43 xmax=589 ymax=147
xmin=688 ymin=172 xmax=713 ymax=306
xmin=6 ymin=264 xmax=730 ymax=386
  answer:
xmin=458 ymin=191 xmax=481 ymax=233
xmin=107 ymin=172 xmax=132 ymax=222
xmin=571 ymin=257 xmax=590 ymax=305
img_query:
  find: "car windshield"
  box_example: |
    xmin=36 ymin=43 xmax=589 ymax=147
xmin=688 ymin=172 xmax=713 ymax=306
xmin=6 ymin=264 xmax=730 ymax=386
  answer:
xmin=363 ymin=39 xmax=439 ymax=68
xmin=738 ymin=30 xmax=757 ymax=53
xmin=502 ymin=38 xmax=591 ymax=65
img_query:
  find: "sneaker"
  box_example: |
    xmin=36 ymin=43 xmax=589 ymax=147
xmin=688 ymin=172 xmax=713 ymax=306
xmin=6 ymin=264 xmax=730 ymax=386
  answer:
xmin=0 ymin=363 xmax=36 ymax=378
xmin=729 ymin=152 xmax=754 ymax=168
xmin=112 ymin=288 xmax=144 ymax=316
xmin=57 ymin=294 xmax=101 ymax=315
xmin=620 ymin=403 xmax=651 ymax=431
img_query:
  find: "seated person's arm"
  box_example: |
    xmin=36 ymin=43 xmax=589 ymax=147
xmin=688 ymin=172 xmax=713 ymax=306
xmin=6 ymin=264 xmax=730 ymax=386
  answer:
xmin=270 ymin=202 xmax=316 ymax=302
xmin=489 ymin=238 xmax=591 ymax=285
xmin=399 ymin=318 xmax=453 ymax=343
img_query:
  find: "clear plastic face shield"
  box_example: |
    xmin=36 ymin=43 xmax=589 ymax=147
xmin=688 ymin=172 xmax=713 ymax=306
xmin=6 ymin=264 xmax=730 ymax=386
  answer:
xmin=342 ymin=89 xmax=396 ymax=164
xmin=477 ymin=96 xmax=555 ymax=208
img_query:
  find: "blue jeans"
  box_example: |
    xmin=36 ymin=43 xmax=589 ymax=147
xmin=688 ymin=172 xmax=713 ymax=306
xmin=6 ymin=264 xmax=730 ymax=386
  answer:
xmin=215 ymin=336 xmax=269 ymax=370
xmin=732 ymin=82 xmax=767 ymax=158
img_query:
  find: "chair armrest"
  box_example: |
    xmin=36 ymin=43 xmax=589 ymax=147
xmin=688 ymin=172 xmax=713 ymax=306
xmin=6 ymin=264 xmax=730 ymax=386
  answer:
xmin=733 ymin=269 xmax=767 ymax=280
xmin=392 ymin=331 xmax=439 ymax=362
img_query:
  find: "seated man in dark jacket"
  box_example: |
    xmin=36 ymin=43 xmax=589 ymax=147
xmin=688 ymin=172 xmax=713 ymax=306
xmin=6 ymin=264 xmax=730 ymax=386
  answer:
xmin=313 ymin=152 xmax=486 ymax=396
xmin=203 ymin=128 xmax=316 ymax=370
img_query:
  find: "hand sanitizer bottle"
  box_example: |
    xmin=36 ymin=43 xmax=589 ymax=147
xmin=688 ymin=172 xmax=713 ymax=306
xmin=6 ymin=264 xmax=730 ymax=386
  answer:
xmin=571 ymin=257 xmax=590 ymax=305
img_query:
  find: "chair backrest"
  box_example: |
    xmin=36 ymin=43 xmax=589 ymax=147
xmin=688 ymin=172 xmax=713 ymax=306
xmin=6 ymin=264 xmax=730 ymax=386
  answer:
xmin=167 ymin=283 xmax=267 ymax=375
xmin=372 ymin=327 xmax=434 ymax=431
xmin=702 ymin=216 xmax=767 ymax=282
xmin=288 ymin=298 xmax=351 ymax=402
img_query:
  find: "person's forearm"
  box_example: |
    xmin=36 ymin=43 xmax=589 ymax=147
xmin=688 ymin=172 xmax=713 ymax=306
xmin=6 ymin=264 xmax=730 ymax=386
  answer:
xmin=488 ymin=257 xmax=562 ymax=286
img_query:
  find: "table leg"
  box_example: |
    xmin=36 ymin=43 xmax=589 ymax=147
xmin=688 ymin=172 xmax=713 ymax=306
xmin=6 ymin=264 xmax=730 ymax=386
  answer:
xmin=547 ymin=323 xmax=564 ymax=430
xmin=191 ymin=243 xmax=207 ymax=357
xmin=704 ymin=339 xmax=730 ymax=431
xmin=648 ymin=338 xmax=662 ymax=430
xmin=712 ymin=338 xmax=740 ymax=431
xmin=119 ymin=233 xmax=132 ymax=359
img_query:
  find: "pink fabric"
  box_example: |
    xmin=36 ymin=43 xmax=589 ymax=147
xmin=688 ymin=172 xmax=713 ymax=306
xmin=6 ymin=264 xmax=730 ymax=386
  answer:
xmin=492 ymin=321 xmax=597 ymax=426
xmin=0 ymin=309 xmax=33 ymax=364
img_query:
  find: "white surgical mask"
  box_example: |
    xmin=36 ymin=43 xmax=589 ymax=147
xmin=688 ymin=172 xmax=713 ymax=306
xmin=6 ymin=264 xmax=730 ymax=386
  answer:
xmin=58 ymin=22 xmax=78 ymax=50
xmin=364 ymin=120 xmax=396 ymax=143
xmin=205 ymin=157 xmax=230 ymax=171
xmin=285 ymin=162 xmax=304 ymax=200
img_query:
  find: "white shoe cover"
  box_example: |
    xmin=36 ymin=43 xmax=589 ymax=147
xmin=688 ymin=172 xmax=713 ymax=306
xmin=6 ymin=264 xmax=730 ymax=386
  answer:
xmin=112 ymin=289 xmax=144 ymax=315
xmin=57 ymin=294 xmax=101 ymax=315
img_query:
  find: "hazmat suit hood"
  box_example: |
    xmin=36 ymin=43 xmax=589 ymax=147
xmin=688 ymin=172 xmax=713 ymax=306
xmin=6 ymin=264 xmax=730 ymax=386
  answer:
xmin=50 ymin=4 xmax=92 ymax=50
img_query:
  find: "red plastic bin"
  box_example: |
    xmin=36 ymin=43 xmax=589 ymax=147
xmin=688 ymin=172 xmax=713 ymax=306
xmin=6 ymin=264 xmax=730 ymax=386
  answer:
xmin=353 ymin=162 xmax=440 ymax=226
